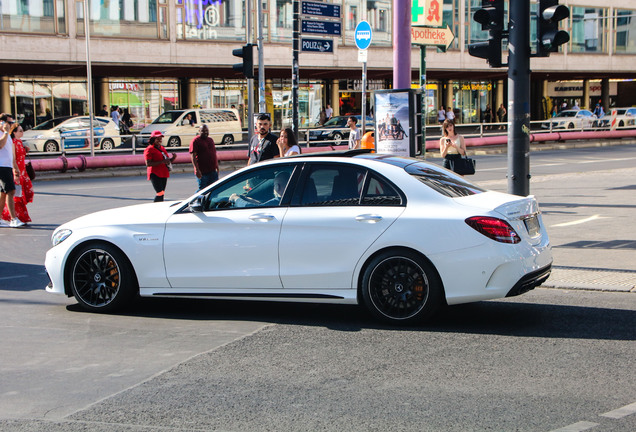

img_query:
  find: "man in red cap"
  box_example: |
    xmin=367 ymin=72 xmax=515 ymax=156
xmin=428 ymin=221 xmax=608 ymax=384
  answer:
xmin=144 ymin=130 xmax=176 ymax=202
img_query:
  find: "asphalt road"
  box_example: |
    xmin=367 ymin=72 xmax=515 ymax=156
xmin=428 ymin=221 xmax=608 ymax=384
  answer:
xmin=0 ymin=144 xmax=634 ymax=431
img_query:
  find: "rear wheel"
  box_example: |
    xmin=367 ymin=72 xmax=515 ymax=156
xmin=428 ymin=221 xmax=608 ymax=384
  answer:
xmin=361 ymin=250 xmax=442 ymax=324
xmin=44 ymin=140 xmax=59 ymax=152
xmin=67 ymin=242 xmax=137 ymax=312
xmin=167 ymin=136 xmax=181 ymax=147
xmin=221 ymin=134 xmax=234 ymax=146
xmin=100 ymin=138 xmax=115 ymax=150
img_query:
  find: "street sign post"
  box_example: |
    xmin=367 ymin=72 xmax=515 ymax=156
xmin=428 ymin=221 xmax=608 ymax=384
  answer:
xmin=301 ymin=38 xmax=333 ymax=53
xmin=355 ymin=21 xmax=372 ymax=138
xmin=301 ymin=1 xmax=340 ymax=18
xmin=301 ymin=19 xmax=341 ymax=36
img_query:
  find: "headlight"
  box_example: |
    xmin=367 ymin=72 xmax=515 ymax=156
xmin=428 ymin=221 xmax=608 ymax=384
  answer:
xmin=52 ymin=229 xmax=72 ymax=246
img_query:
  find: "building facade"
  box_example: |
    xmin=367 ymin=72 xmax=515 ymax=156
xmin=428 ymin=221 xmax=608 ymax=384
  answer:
xmin=1 ymin=0 xmax=635 ymax=130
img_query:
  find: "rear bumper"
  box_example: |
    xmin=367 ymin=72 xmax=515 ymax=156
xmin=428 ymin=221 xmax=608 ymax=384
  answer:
xmin=506 ymin=264 xmax=552 ymax=297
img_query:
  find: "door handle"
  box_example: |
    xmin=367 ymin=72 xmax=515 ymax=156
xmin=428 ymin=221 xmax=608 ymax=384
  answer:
xmin=249 ymin=213 xmax=275 ymax=222
xmin=355 ymin=214 xmax=383 ymax=223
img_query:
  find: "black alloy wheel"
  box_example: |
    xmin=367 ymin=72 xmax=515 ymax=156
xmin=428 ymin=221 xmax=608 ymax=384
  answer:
xmin=68 ymin=243 xmax=136 ymax=312
xmin=361 ymin=251 xmax=442 ymax=324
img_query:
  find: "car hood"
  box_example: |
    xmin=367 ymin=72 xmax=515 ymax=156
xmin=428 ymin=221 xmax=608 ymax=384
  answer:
xmin=59 ymin=201 xmax=182 ymax=231
xmin=454 ymin=191 xmax=540 ymax=219
xmin=22 ymin=129 xmax=54 ymax=139
xmin=139 ymin=124 xmax=169 ymax=134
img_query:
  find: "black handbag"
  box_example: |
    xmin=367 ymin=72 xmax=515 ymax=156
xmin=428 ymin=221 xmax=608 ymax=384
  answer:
xmin=454 ymin=156 xmax=476 ymax=175
xmin=26 ymin=160 xmax=36 ymax=180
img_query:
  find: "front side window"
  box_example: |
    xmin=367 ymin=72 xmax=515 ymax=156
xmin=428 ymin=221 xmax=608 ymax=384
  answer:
xmin=201 ymin=164 xmax=295 ymax=210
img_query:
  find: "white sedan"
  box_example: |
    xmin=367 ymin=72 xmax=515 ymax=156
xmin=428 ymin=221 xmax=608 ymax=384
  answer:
xmin=45 ymin=151 xmax=552 ymax=324
xmin=22 ymin=116 xmax=121 ymax=152
xmin=540 ymin=109 xmax=597 ymax=130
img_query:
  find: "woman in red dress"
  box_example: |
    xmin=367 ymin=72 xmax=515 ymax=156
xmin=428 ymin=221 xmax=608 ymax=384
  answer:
xmin=2 ymin=124 xmax=33 ymax=223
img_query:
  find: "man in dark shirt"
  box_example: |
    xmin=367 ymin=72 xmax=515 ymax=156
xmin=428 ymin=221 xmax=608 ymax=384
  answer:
xmin=190 ymin=124 xmax=218 ymax=190
xmin=247 ymin=114 xmax=278 ymax=165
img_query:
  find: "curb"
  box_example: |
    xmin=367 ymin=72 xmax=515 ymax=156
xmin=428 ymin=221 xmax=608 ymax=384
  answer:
xmin=542 ymin=266 xmax=636 ymax=293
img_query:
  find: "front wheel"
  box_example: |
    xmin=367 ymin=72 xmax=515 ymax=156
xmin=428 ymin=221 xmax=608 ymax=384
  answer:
xmin=221 ymin=134 xmax=234 ymax=146
xmin=167 ymin=136 xmax=181 ymax=147
xmin=67 ymin=242 xmax=137 ymax=312
xmin=361 ymin=251 xmax=442 ymax=324
xmin=567 ymin=123 xmax=575 ymax=129
xmin=332 ymin=132 xmax=343 ymax=145
xmin=44 ymin=140 xmax=59 ymax=152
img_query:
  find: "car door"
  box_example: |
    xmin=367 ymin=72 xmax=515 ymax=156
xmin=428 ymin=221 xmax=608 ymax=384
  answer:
xmin=278 ymin=162 xmax=405 ymax=290
xmin=163 ymin=164 xmax=295 ymax=290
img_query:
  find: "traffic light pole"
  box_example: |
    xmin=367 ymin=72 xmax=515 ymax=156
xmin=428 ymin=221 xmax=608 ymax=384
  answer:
xmin=507 ymin=0 xmax=531 ymax=196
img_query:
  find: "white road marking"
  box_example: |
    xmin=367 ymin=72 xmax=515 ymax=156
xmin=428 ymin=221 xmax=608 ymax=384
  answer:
xmin=548 ymin=421 xmax=599 ymax=432
xmin=551 ymin=215 xmax=603 ymax=227
xmin=600 ymin=401 xmax=636 ymax=419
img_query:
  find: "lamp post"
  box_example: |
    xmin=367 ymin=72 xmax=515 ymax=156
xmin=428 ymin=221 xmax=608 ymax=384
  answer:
xmin=83 ymin=0 xmax=95 ymax=157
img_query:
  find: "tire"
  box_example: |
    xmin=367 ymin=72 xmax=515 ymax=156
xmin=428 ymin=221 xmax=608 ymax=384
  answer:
xmin=67 ymin=242 xmax=137 ymax=312
xmin=567 ymin=123 xmax=575 ymax=129
xmin=332 ymin=132 xmax=343 ymax=145
xmin=100 ymin=138 xmax=115 ymax=150
xmin=167 ymin=136 xmax=181 ymax=147
xmin=361 ymin=250 xmax=442 ymax=324
xmin=221 ymin=134 xmax=234 ymax=146
xmin=44 ymin=140 xmax=59 ymax=152
xmin=619 ymin=121 xmax=624 ymax=128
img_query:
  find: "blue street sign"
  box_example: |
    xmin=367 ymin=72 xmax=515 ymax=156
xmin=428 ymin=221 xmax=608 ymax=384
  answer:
xmin=302 ymin=19 xmax=342 ymax=36
xmin=354 ymin=21 xmax=372 ymax=50
xmin=301 ymin=1 xmax=341 ymax=18
xmin=301 ymin=38 xmax=334 ymax=53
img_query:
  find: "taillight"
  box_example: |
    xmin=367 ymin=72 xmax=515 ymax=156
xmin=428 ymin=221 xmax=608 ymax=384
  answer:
xmin=465 ymin=216 xmax=520 ymax=244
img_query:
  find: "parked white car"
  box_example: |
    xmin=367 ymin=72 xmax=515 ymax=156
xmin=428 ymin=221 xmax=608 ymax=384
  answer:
xmin=45 ymin=151 xmax=552 ymax=324
xmin=541 ymin=109 xmax=597 ymax=130
xmin=22 ymin=116 xmax=121 ymax=152
xmin=594 ymin=107 xmax=636 ymax=129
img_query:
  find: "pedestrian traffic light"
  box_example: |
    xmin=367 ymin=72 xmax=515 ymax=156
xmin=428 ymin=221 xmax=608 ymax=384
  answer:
xmin=232 ymin=44 xmax=254 ymax=79
xmin=537 ymin=0 xmax=570 ymax=57
xmin=468 ymin=0 xmax=505 ymax=68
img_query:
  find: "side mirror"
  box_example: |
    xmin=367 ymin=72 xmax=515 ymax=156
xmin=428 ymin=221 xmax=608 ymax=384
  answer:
xmin=189 ymin=196 xmax=204 ymax=213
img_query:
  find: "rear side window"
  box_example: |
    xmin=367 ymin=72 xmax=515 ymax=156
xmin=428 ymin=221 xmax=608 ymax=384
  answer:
xmin=200 ymin=111 xmax=239 ymax=123
xmin=405 ymin=163 xmax=485 ymax=197
xmin=300 ymin=164 xmax=403 ymax=206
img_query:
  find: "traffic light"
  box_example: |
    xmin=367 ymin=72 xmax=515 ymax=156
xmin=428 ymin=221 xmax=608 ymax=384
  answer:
xmin=537 ymin=0 xmax=570 ymax=56
xmin=232 ymin=44 xmax=254 ymax=79
xmin=468 ymin=0 xmax=505 ymax=68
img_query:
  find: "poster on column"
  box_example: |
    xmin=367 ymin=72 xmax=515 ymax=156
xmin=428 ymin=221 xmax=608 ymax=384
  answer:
xmin=374 ymin=90 xmax=412 ymax=156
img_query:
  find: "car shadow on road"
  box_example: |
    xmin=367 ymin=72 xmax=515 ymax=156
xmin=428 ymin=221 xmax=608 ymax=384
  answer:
xmin=64 ymin=294 xmax=636 ymax=342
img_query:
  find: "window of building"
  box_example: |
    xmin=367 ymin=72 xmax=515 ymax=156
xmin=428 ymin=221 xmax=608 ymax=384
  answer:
xmin=0 ymin=0 xmax=66 ymax=34
xmin=570 ymin=7 xmax=609 ymax=53
xmin=76 ymin=0 xmax=167 ymax=39
xmin=615 ymin=9 xmax=636 ymax=54
xmin=176 ymin=0 xmax=245 ymax=41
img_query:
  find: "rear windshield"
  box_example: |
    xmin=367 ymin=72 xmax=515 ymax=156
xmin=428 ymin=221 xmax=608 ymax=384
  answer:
xmin=405 ymin=162 xmax=486 ymax=197
xmin=152 ymin=111 xmax=185 ymax=124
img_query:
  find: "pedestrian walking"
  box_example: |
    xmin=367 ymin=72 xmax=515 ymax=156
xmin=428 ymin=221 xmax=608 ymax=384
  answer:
xmin=247 ymin=114 xmax=278 ymax=165
xmin=437 ymin=105 xmax=446 ymax=125
xmin=190 ymin=124 xmax=219 ymax=190
xmin=497 ymin=103 xmax=507 ymax=129
xmin=325 ymin=104 xmax=333 ymax=120
xmin=144 ymin=130 xmax=176 ymax=202
xmin=446 ymin=106 xmax=455 ymax=122
xmin=1 ymin=123 xmax=32 ymax=224
xmin=277 ymin=128 xmax=301 ymax=157
xmin=347 ymin=116 xmax=361 ymax=149
xmin=0 ymin=113 xmax=26 ymax=228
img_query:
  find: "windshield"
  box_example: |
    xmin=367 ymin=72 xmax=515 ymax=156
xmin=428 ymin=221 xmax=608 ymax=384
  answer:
xmin=32 ymin=117 xmax=71 ymax=130
xmin=152 ymin=111 xmax=185 ymax=124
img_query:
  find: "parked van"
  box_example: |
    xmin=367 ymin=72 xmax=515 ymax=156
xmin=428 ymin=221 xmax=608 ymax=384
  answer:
xmin=140 ymin=108 xmax=242 ymax=147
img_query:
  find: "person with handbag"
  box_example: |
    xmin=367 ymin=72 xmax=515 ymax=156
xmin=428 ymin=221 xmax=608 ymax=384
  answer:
xmin=1 ymin=122 xmax=32 ymax=225
xmin=144 ymin=130 xmax=176 ymax=202
xmin=439 ymin=119 xmax=469 ymax=175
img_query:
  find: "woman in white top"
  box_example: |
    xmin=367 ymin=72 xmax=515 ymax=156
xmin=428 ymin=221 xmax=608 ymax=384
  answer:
xmin=439 ymin=119 xmax=466 ymax=173
xmin=277 ymin=128 xmax=301 ymax=157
